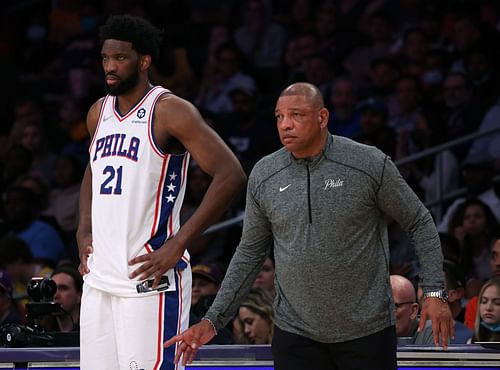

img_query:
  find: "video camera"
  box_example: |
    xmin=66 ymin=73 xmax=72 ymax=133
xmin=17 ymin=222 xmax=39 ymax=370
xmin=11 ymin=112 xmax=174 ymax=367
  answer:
xmin=0 ymin=277 xmax=78 ymax=347
xmin=25 ymin=277 xmax=62 ymax=324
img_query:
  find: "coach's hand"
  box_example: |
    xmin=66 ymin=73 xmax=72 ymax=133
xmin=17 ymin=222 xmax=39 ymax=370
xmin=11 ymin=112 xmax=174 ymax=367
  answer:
xmin=164 ymin=319 xmax=216 ymax=366
xmin=419 ymin=297 xmax=455 ymax=350
xmin=128 ymin=238 xmax=183 ymax=288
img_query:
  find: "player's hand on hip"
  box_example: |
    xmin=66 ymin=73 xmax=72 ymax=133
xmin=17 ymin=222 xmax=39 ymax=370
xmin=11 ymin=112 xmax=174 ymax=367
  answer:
xmin=76 ymin=232 xmax=93 ymax=275
xmin=128 ymin=240 xmax=183 ymax=288
xmin=78 ymin=245 xmax=93 ymax=275
xmin=419 ymin=298 xmax=455 ymax=350
xmin=164 ymin=320 xmax=216 ymax=366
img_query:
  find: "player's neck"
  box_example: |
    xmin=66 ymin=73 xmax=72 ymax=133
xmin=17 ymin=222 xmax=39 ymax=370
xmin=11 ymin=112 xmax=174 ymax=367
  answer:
xmin=116 ymin=83 xmax=153 ymax=114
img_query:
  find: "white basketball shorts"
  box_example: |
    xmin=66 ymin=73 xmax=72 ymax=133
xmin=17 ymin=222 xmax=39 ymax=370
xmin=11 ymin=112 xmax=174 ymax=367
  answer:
xmin=80 ymin=267 xmax=191 ymax=370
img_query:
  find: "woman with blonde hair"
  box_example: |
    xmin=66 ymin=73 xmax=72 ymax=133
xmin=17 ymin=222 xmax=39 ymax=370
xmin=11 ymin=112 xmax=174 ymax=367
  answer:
xmin=234 ymin=288 xmax=275 ymax=344
xmin=473 ymin=277 xmax=500 ymax=342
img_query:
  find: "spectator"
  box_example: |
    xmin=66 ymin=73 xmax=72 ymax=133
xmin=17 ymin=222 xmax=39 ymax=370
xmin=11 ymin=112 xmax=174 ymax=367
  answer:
xmin=283 ymin=31 xmax=320 ymax=85
xmin=45 ymin=154 xmax=82 ymax=242
xmin=8 ymin=97 xmax=45 ymax=149
xmin=252 ymin=255 xmax=275 ymax=297
xmin=17 ymin=122 xmax=56 ymax=184
xmin=234 ymin=287 xmax=274 ymax=344
xmin=303 ymin=53 xmax=335 ymax=97
xmin=313 ymin=1 xmax=363 ymax=65
xmin=467 ymin=97 xmax=500 ymax=163
xmin=354 ymin=97 xmax=396 ymax=157
xmin=390 ymin=275 xmax=434 ymax=345
xmin=464 ymin=238 xmax=500 ymax=330
xmin=365 ymin=57 xmax=400 ymax=117
xmin=448 ymin=15 xmax=484 ymax=72
xmin=472 ymin=277 xmax=500 ymax=342
xmin=448 ymin=198 xmax=500 ymax=298
xmin=284 ymin=0 xmax=316 ymax=34
xmin=420 ymin=48 xmax=449 ymax=107
xmin=435 ymin=72 xmax=489 ymax=161
xmin=41 ymin=265 xmax=83 ymax=332
xmin=191 ymin=263 xmax=224 ymax=310
xmin=344 ymin=11 xmax=394 ymax=88
xmin=396 ymin=27 xmax=428 ymax=68
xmin=464 ymin=46 xmax=498 ymax=105
xmin=13 ymin=174 xmax=51 ymax=225
xmin=56 ymin=95 xmax=90 ymax=166
xmin=0 ymin=269 xmax=21 ymax=325
xmin=0 ymin=145 xmax=32 ymax=193
xmin=390 ymin=75 xmax=431 ymax=160
xmin=404 ymin=131 xmax=459 ymax=220
xmin=233 ymin=0 xmax=287 ymax=70
xmin=195 ymin=42 xmax=256 ymax=114
xmin=3 ymin=186 xmax=65 ymax=265
xmin=437 ymin=151 xmax=500 ymax=233
xmin=0 ymin=235 xmax=53 ymax=323
xmin=181 ymin=163 xmax=228 ymax=265
xmin=218 ymin=87 xmax=275 ymax=174
xmin=419 ymin=7 xmax=447 ymax=50
xmin=327 ymin=76 xmax=361 ymax=138
xmin=190 ymin=262 xmax=233 ymax=345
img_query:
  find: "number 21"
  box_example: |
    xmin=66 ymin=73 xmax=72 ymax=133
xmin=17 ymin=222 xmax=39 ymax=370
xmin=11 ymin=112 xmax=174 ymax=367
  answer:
xmin=100 ymin=165 xmax=123 ymax=195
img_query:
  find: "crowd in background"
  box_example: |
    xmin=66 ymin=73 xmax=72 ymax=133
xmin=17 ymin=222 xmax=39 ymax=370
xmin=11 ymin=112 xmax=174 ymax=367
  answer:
xmin=0 ymin=0 xmax=500 ymax=345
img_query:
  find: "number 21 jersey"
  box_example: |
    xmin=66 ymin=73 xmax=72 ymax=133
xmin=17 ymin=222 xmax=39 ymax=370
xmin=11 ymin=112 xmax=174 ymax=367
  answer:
xmin=87 ymin=86 xmax=190 ymax=296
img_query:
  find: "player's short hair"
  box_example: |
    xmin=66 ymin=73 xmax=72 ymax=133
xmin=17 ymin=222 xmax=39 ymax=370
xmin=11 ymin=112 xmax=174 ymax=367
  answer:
xmin=100 ymin=15 xmax=162 ymax=61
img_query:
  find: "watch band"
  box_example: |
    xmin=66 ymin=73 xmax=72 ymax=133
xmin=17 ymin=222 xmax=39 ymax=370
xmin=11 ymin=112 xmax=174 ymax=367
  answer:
xmin=423 ymin=289 xmax=448 ymax=302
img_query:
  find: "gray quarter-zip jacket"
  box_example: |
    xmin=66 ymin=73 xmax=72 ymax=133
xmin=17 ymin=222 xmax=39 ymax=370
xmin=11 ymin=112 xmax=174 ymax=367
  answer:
xmin=204 ymin=134 xmax=443 ymax=343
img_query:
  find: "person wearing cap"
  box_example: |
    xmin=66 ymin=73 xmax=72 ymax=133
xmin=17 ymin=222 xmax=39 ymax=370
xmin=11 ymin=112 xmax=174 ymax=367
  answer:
xmin=166 ymin=82 xmax=453 ymax=370
xmin=0 ymin=269 xmax=21 ymax=325
xmin=354 ymin=97 xmax=396 ymax=157
xmin=190 ymin=263 xmax=233 ymax=345
xmin=191 ymin=263 xmax=224 ymax=308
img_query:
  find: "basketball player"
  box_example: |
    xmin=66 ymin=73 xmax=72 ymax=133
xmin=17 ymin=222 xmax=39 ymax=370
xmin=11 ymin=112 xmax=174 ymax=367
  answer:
xmin=76 ymin=15 xmax=246 ymax=370
xmin=165 ymin=83 xmax=454 ymax=370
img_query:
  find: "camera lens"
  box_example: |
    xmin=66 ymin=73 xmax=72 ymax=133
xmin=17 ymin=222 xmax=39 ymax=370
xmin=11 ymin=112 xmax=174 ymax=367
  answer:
xmin=27 ymin=278 xmax=57 ymax=302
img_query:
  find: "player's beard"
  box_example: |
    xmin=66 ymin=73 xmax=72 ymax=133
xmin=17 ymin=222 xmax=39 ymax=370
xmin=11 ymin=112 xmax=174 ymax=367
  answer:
xmin=105 ymin=69 xmax=140 ymax=96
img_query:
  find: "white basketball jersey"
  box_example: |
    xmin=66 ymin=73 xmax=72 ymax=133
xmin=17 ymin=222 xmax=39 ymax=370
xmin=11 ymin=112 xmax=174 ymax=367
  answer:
xmin=86 ymin=86 xmax=190 ymax=297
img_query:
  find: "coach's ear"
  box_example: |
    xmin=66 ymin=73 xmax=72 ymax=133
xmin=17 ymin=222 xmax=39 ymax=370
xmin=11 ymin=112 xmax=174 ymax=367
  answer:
xmin=140 ymin=55 xmax=151 ymax=71
xmin=319 ymin=107 xmax=329 ymax=129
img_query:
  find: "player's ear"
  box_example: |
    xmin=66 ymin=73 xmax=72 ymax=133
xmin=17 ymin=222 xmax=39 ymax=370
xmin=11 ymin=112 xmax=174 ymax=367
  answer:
xmin=139 ymin=55 xmax=151 ymax=71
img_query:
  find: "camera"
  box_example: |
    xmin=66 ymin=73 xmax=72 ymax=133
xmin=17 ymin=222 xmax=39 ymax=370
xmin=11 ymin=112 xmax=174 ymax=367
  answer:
xmin=0 ymin=277 xmax=78 ymax=347
xmin=26 ymin=277 xmax=61 ymax=320
xmin=27 ymin=277 xmax=57 ymax=302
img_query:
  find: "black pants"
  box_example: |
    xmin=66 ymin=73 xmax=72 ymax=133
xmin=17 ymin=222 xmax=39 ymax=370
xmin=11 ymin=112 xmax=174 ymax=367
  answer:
xmin=271 ymin=325 xmax=397 ymax=370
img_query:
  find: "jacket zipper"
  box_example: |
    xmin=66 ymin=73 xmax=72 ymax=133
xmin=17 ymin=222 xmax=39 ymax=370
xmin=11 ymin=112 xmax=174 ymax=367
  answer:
xmin=306 ymin=164 xmax=312 ymax=223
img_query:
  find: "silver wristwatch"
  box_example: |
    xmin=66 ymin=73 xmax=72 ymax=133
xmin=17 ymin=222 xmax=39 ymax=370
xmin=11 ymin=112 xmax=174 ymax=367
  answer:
xmin=423 ymin=289 xmax=448 ymax=302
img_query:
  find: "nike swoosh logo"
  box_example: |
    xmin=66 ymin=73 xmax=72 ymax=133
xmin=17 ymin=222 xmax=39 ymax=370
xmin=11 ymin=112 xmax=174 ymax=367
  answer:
xmin=103 ymin=115 xmax=112 ymax=122
xmin=279 ymin=184 xmax=291 ymax=192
